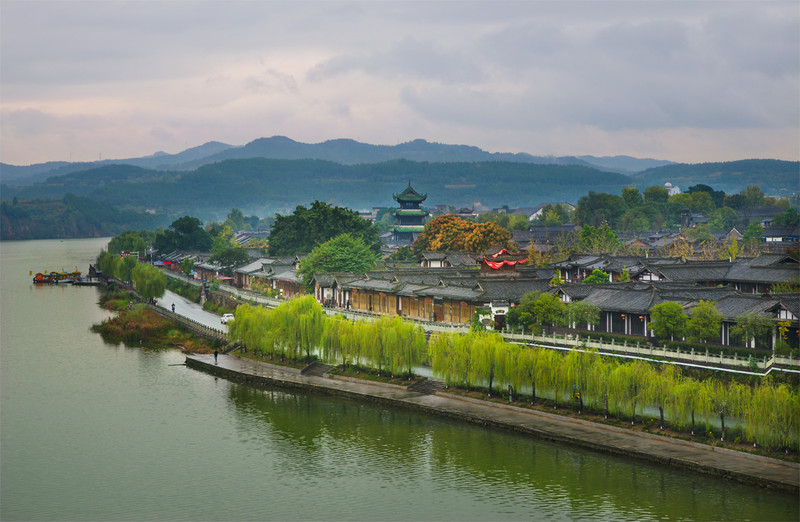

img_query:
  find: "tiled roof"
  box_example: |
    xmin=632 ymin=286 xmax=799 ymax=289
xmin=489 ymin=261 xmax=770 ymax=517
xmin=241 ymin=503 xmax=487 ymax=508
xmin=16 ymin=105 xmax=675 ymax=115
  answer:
xmin=478 ymin=279 xmax=550 ymax=302
xmin=581 ymin=287 xmax=657 ymax=313
xmin=656 ymin=264 xmax=731 ymax=282
xmin=714 ymin=295 xmax=777 ymax=320
xmin=773 ymin=295 xmax=800 ymax=317
xmin=234 ymin=258 xmax=270 ymax=274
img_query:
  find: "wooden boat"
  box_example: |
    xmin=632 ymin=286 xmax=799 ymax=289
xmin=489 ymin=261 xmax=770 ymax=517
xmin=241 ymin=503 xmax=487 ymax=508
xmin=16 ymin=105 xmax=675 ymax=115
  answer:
xmin=32 ymin=269 xmax=82 ymax=284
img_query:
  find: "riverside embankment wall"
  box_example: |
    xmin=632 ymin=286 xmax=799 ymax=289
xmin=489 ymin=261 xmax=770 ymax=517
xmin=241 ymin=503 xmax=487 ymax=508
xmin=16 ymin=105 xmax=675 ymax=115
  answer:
xmin=185 ymin=354 xmax=799 ymax=494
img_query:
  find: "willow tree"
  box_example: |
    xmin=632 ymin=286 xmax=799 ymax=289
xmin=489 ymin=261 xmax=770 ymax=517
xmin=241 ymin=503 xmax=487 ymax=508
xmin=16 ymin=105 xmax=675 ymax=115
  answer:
xmin=537 ymin=348 xmax=562 ymax=405
xmin=471 ymin=332 xmax=500 ymax=394
xmin=505 ymin=343 xmax=524 ymax=397
xmin=514 ymin=347 xmax=539 ymax=404
xmin=608 ymin=360 xmax=651 ymax=423
xmin=131 ymin=263 xmax=166 ymax=301
xmin=563 ymin=349 xmax=590 ymax=413
xmin=389 ymin=318 xmax=425 ymax=378
xmin=453 ymin=334 xmax=473 ymax=389
xmin=321 ymin=315 xmax=349 ymax=365
xmin=646 ymin=364 xmax=679 ymax=429
xmin=586 ymin=354 xmax=615 ymax=417
xmin=429 ymin=332 xmax=453 ymax=384
xmin=493 ymin=340 xmax=515 ymax=397
xmin=117 ymin=255 xmax=139 ymax=283
xmin=716 ymin=380 xmax=750 ymax=443
xmin=765 ymin=384 xmax=800 ymax=450
xmin=670 ymin=378 xmax=707 ymax=435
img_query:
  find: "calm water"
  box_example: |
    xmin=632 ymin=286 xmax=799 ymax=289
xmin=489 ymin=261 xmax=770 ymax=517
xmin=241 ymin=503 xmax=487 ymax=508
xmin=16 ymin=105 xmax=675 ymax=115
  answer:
xmin=1 ymin=238 xmax=798 ymax=521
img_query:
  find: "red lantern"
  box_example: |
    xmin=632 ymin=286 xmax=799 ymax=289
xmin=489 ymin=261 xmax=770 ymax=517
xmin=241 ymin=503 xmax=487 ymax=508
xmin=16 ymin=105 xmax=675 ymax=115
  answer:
xmin=621 ymin=314 xmax=626 ymax=318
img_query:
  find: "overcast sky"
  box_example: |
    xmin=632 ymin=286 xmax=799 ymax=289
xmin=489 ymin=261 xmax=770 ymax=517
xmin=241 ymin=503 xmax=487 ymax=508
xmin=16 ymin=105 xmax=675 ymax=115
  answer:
xmin=1 ymin=0 xmax=798 ymax=166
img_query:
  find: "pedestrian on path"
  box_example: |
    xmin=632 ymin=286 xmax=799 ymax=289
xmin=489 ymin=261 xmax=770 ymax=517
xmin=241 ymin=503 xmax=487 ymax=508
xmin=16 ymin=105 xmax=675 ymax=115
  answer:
xmin=214 ymin=350 xmax=218 ymax=363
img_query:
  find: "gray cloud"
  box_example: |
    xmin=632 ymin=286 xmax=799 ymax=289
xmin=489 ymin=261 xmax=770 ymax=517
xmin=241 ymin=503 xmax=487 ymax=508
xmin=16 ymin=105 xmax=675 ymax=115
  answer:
xmin=1 ymin=1 xmax=797 ymax=165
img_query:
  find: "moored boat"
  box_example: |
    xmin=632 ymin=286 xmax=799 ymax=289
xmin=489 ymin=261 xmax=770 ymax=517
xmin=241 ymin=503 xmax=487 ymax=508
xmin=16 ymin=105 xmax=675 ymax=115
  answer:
xmin=32 ymin=269 xmax=82 ymax=284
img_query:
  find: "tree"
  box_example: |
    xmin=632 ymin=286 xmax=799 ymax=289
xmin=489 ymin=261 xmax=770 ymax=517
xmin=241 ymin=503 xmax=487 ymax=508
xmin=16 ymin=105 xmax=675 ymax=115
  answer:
xmin=211 ymin=224 xmax=239 ymax=254
xmin=107 ymin=230 xmax=153 ymax=256
xmin=268 ymin=201 xmax=380 ymax=256
xmin=574 ymin=191 xmax=626 ymax=228
xmin=153 ymin=216 xmax=212 ymax=253
xmin=131 ymin=263 xmax=167 ymax=301
xmin=649 ymin=302 xmax=688 ymax=341
xmin=621 ymin=187 xmax=643 ymax=208
xmin=739 ymin=185 xmax=765 ymax=218
xmin=772 ymin=207 xmax=799 ymax=227
xmin=578 ymin=225 xmax=622 ymax=254
xmin=386 ymin=246 xmax=416 ymax=261
xmin=582 ymin=269 xmax=610 ymax=284
xmin=708 ymin=207 xmax=740 ymax=231
xmin=688 ymin=184 xmax=726 ymax=207
xmin=535 ymin=204 xmax=571 ymax=226
xmin=209 ymin=247 xmax=250 ymax=276
xmin=643 ymin=185 xmax=669 ymax=203
xmin=413 ymin=214 xmax=513 ymax=253
xmin=686 ymin=300 xmax=722 ymax=344
xmin=742 ymin=222 xmax=763 ymax=251
xmin=181 ymin=257 xmax=195 ymax=277
xmin=298 ymin=233 xmax=379 ymax=292
xmin=507 ymin=292 xmax=566 ymax=332
xmin=117 ymin=255 xmax=139 ymax=282
xmin=566 ymin=301 xmax=601 ymax=329
xmin=731 ymin=313 xmax=773 ymax=349
xmin=225 ymin=208 xmax=245 ymax=231
xmin=669 ymin=191 xmax=714 ymax=215
xmin=508 ymin=212 xmax=532 ymax=231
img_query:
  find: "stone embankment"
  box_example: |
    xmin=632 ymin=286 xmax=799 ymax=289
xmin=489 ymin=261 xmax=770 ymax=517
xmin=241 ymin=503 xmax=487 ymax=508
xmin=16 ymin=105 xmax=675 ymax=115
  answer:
xmin=186 ymin=352 xmax=799 ymax=494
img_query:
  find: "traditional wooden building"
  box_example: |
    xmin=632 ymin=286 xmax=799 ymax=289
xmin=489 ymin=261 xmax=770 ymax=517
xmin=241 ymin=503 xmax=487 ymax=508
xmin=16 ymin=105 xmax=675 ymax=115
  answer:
xmin=392 ymin=182 xmax=428 ymax=244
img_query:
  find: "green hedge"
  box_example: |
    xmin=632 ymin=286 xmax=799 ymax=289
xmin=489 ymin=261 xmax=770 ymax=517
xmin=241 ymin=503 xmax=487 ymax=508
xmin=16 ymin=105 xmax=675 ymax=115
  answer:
xmin=574 ymin=331 xmax=646 ymax=346
xmin=663 ymin=340 xmax=770 ymax=360
xmin=166 ymin=278 xmax=201 ymax=302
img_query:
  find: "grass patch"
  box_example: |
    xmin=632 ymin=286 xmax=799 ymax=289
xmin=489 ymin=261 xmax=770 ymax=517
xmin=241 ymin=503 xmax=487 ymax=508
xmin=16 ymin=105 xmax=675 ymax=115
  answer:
xmin=92 ymin=304 xmax=216 ymax=354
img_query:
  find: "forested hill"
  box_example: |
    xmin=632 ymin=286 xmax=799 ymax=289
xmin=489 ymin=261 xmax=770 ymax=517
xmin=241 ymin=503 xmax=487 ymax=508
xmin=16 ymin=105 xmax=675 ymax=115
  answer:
xmin=171 ymin=136 xmax=603 ymax=170
xmin=2 ymin=136 xmax=672 ymax=185
xmin=2 ymin=159 xmax=631 ymax=216
xmin=634 ymin=159 xmax=799 ymax=197
xmin=0 ymin=193 xmax=161 ymax=240
xmin=3 ymin=156 xmax=797 ymax=240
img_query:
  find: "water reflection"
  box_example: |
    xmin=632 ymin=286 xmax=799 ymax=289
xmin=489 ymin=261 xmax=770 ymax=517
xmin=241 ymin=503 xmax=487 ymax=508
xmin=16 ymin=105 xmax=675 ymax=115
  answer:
xmin=225 ymin=384 xmax=797 ymax=521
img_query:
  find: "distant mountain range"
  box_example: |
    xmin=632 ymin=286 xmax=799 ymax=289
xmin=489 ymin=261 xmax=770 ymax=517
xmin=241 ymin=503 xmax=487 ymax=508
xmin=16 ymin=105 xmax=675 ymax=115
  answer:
xmin=1 ymin=136 xmax=797 ymax=240
xmin=1 ymin=136 xmax=674 ymax=185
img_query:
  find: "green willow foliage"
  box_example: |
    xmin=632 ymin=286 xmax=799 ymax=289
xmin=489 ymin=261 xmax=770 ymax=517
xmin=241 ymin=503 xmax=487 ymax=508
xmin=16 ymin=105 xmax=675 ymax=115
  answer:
xmin=230 ymin=297 xmax=425 ymax=377
xmin=230 ymin=298 xmax=798 ymax=451
xmin=429 ymin=330 xmax=798 ymax=451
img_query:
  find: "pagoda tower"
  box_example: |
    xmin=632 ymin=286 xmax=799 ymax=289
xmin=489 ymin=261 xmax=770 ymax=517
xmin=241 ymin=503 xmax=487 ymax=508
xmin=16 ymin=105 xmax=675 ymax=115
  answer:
xmin=392 ymin=182 xmax=428 ymax=243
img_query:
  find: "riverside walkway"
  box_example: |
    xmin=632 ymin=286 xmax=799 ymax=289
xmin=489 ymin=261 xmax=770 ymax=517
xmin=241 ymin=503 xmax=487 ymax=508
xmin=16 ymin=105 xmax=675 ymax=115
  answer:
xmin=186 ymin=353 xmax=799 ymax=494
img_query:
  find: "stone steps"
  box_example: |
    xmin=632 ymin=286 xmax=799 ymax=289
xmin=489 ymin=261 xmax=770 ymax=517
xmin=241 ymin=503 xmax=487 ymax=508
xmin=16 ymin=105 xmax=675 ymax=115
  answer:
xmin=301 ymin=361 xmax=334 ymax=377
xmin=407 ymin=378 xmax=446 ymax=395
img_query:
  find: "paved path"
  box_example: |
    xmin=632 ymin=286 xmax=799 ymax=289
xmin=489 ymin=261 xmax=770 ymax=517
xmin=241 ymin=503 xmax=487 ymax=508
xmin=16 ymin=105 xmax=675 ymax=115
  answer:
xmin=186 ymin=353 xmax=799 ymax=493
xmin=161 ymin=289 xmax=222 ymax=330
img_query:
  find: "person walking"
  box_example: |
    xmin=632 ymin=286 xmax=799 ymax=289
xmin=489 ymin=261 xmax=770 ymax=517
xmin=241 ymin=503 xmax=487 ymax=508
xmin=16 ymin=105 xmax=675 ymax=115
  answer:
xmin=214 ymin=350 xmax=218 ymax=363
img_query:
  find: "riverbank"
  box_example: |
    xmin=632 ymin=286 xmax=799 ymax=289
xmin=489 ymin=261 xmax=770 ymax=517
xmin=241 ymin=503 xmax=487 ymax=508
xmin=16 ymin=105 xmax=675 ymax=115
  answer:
xmin=186 ymin=352 xmax=799 ymax=494
xmin=93 ymin=302 xmax=220 ymax=353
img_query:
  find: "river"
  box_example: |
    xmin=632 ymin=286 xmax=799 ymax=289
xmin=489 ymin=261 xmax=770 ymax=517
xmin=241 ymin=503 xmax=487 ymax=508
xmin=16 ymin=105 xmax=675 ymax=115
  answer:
xmin=1 ymin=238 xmax=797 ymax=521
